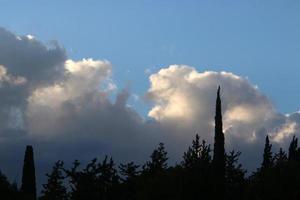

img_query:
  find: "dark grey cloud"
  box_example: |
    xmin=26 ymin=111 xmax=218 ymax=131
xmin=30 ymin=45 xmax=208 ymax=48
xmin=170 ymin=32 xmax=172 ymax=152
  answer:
xmin=0 ymin=28 xmax=66 ymax=86
xmin=0 ymin=28 xmax=66 ymax=136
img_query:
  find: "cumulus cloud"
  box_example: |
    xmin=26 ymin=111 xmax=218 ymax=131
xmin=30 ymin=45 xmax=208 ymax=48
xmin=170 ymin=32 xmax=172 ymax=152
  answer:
xmin=0 ymin=28 xmax=157 ymax=187
xmin=1 ymin=27 xmax=300 ymax=188
xmin=146 ymin=65 xmax=300 ymax=169
xmin=147 ymin=65 xmax=275 ymax=142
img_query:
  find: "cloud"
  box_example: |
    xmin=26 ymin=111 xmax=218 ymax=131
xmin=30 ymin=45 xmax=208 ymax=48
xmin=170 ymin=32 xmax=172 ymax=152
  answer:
xmin=146 ymin=65 xmax=300 ymax=169
xmin=147 ymin=65 xmax=275 ymax=141
xmin=1 ymin=27 xmax=300 ymax=188
xmin=0 ymin=28 xmax=66 ymax=86
xmin=0 ymin=65 xmax=27 ymax=86
xmin=270 ymin=121 xmax=297 ymax=143
xmin=0 ymin=30 xmax=157 ymax=187
xmin=25 ymin=57 xmax=159 ymax=171
xmin=0 ymin=28 xmax=66 ymax=138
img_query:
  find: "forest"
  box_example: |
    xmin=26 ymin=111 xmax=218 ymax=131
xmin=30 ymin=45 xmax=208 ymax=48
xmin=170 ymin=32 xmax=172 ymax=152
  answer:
xmin=1 ymin=87 xmax=300 ymax=200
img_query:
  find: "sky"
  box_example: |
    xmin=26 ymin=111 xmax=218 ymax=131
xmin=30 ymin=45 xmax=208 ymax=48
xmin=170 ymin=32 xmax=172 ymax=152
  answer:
xmin=0 ymin=0 xmax=300 ymax=189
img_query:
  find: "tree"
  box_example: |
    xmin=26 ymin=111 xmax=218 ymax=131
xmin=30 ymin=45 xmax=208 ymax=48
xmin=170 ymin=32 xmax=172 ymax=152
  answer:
xmin=247 ymin=136 xmax=276 ymax=200
xmin=144 ymin=143 xmax=168 ymax=174
xmin=261 ymin=135 xmax=273 ymax=169
xmin=40 ymin=161 xmax=68 ymax=200
xmin=212 ymin=86 xmax=226 ymax=199
xmin=225 ymin=151 xmax=246 ymax=200
xmin=0 ymin=170 xmax=19 ymax=199
xmin=119 ymin=162 xmax=140 ymax=200
xmin=21 ymin=145 xmax=37 ymax=200
xmin=137 ymin=143 xmax=169 ymax=200
xmin=64 ymin=157 xmax=119 ymax=200
xmin=119 ymin=162 xmax=140 ymax=181
xmin=182 ymin=134 xmax=211 ymax=169
xmin=288 ymin=135 xmax=299 ymax=161
xmin=182 ymin=135 xmax=212 ymax=200
xmin=274 ymin=148 xmax=287 ymax=166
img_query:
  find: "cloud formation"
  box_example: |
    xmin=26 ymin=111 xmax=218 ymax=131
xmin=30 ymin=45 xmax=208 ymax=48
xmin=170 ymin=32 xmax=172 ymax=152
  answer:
xmin=0 ymin=28 xmax=66 ymax=138
xmin=0 ymin=27 xmax=300 ymax=187
xmin=147 ymin=65 xmax=274 ymax=142
xmin=146 ymin=65 xmax=300 ymax=169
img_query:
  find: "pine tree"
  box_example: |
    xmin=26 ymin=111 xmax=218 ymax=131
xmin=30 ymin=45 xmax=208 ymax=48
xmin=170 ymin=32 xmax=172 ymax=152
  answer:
xmin=212 ymin=86 xmax=226 ymax=199
xmin=21 ymin=145 xmax=37 ymax=200
xmin=274 ymin=148 xmax=287 ymax=166
xmin=182 ymin=135 xmax=212 ymax=200
xmin=40 ymin=161 xmax=68 ymax=200
xmin=225 ymin=151 xmax=246 ymax=200
xmin=182 ymin=134 xmax=211 ymax=168
xmin=119 ymin=162 xmax=140 ymax=200
xmin=119 ymin=162 xmax=140 ymax=181
xmin=261 ymin=135 xmax=273 ymax=169
xmin=144 ymin=143 xmax=168 ymax=174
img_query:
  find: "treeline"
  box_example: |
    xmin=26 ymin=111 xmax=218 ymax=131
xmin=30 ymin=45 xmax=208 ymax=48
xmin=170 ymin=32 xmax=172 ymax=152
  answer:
xmin=1 ymin=88 xmax=300 ymax=200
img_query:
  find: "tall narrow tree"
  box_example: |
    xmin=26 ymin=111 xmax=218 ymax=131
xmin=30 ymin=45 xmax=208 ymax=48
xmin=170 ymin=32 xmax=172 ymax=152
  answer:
xmin=288 ymin=135 xmax=299 ymax=161
xmin=21 ymin=145 xmax=37 ymax=200
xmin=261 ymin=135 xmax=273 ymax=169
xmin=212 ymin=86 xmax=225 ymax=199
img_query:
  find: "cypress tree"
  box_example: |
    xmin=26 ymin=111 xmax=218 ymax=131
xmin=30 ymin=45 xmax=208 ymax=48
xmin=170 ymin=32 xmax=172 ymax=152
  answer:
xmin=261 ymin=135 xmax=273 ymax=169
xmin=288 ymin=135 xmax=299 ymax=161
xmin=21 ymin=145 xmax=37 ymax=200
xmin=212 ymin=86 xmax=226 ymax=199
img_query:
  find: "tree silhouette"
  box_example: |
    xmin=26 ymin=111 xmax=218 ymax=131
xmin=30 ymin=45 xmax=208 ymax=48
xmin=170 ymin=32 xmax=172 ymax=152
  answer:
xmin=274 ymin=148 xmax=287 ymax=166
xmin=137 ymin=143 xmax=170 ymax=200
xmin=247 ymin=135 xmax=277 ymax=200
xmin=40 ymin=161 xmax=68 ymax=200
xmin=119 ymin=162 xmax=140 ymax=200
xmin=261 ymin=135 xmax=273 ymax=169
xmin=0 ymin=170 xmax=19 ymax=199
xmin=64 ymin=157 xmax=119 ymax=200
xmin=212 ymin=86 xmax=226 ymax=199
xmin=21 ymin=145 xmax=37 ymax=200
xmin=288 ymin=135 xmax=299 ymax=161
xmin=182 ymin=134 xmax=211 ymax=169
xmin=182 ymin=134 xmax=212 ymax=199
xmin=144 ymin=143 xmax=168 ymax=174
xmin=119 ymin=162 xmax=140 ymax=181
xmin=225 ymin=150 xmax=246 ymax=200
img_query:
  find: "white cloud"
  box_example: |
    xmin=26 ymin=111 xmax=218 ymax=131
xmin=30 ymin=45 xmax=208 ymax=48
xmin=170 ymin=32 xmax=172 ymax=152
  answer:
xmin=146 ymin=65 xmax=297 ymax=146
xmin=0 ymin=65 xmax=27 ymax=86
xmin=26 ymin=34 xmax=35 ymax=40
xmin=270 ymin=121 xmax=297 ymax=143
xmin=27 ymin=58 xmax=113 ymax=136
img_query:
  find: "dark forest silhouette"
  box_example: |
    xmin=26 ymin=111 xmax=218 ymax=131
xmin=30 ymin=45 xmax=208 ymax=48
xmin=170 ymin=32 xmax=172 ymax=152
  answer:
xmin=1 ymin=87 xmax=300 ymax=200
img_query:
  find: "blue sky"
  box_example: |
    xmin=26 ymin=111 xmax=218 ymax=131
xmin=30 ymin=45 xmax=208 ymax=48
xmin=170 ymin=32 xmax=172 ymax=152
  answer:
xmin=1 ymin=0 xmax=300 ymax=115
